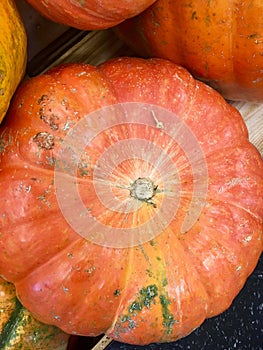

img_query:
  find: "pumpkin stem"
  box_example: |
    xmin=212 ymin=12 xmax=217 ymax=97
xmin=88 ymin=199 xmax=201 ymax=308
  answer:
xmin=130 ymin=177 xmax=157 ymax=203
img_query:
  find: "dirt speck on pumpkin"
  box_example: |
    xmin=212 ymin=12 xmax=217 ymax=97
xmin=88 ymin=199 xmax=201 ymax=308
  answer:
xmin=33 ymin=132 xmax=55 ymax=150
xmin=40 ymin=112 xmax=60 ymax=131
xmin=37 ymin=95 xmax=48 ymax=105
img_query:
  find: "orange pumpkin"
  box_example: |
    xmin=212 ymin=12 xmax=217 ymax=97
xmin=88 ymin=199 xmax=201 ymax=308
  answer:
xmin=115 ymin=0 xmax=263 ymax=102
xmin=0 ymin=57 xmax=262 ymax=345
xmin=0 ymin=0 xmax=27 ymax=124
xmin=24 ymin=0 xmax=156 ymax=30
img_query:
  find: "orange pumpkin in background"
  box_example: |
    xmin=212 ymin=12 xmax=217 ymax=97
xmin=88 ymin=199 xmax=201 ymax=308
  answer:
xmin=24 ymin=0 xmax=157 ymax=30
xmin=115 ymin=0 xmax=263 ymax=102
xmin=0 ymin=57 xmax=262 ymax=345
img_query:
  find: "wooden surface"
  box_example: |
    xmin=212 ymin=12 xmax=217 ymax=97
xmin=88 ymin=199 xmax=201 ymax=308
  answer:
xmin=231 ymin=101 xmax=263 ymax=155
xmin=43 ymin=30 xmax=134 ymax=69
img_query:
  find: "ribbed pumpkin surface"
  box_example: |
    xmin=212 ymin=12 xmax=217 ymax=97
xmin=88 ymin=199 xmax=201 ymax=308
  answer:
xmin=0 ymin=58 xmax=262 ymax=345
xmin=115 ymin=0 xmax=263 ymax=102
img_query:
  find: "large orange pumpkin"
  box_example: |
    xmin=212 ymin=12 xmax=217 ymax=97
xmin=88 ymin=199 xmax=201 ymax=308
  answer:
xmin=0 ymin=57 xmax=262 ymax=345
xmin=115 ymin=0 xmax=263 ymax=102
xmin=0 ymin=0 xmax=27 ymax=124
xmin=24 ymin=0 xmax=156 ymax=30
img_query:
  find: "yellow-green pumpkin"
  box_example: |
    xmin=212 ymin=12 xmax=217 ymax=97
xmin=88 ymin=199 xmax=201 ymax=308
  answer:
xmin=0 ymin=277 xmax=70 ymax=350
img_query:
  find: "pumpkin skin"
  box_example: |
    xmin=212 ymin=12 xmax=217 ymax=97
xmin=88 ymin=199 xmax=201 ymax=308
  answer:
xmin=0 ymin=57 xmax=262 ymax=345
xmin=24 ymin=0 xmax=157 ymax=30
xmin=0 ymin=277 xmax=70 ymax=350
xmin=0 ymin=0 xmax=27 ymax=124
xmin=115 ymin=0 xmax=263 ymax=102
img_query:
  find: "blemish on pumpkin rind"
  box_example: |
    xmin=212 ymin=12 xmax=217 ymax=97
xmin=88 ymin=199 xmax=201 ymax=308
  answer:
xmin=119 ymin=284 xmax=176 ymax=335
xmin=61 ymin=97 xmax=68 ymax=107
xmin=120 ymin=285 xmax=158 ymax=325
xmin=17 ymin=100 xmax=24 ymax=109
xmin=114 ymin=289 xmax=121 ymax=296
xmin=62 ymin=284 xmax=69 ymax=293
xmin=50 ymin=311 xmax=61 ymax=321
xmin=247 ymin=33 xmax=258 ymax=40
xmin=40 ymin=112 xmax=60 ymax=131
xmin=0 ymin=128 xmax=13 ymax=153
xmin=159 ymin=294 xmax=177 ymax=334
xmin=191 ymin=11 xmax=197 ymax=20
xmin=37 ymin=189 xmax=52 ymax=208
xmin=146 ymin=269 xmax=154 ymax=278
xmin=37 ymin=95 xmax=48 ymax=105
xmin=77 ymin=0 xmax=86 ymax=7
xmin=33 ymin=132 xmax=55 ymax=150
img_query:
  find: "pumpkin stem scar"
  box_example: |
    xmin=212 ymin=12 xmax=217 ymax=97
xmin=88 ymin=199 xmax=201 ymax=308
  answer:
xmin=129 ymin=177 xmax=158 ymax=205
xmin=151 ymin=110 xmax=164 ymax=129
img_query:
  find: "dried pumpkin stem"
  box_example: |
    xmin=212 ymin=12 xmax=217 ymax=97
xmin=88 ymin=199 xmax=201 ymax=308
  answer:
xmin=130 ymin=177 xmax=157 ymax=202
